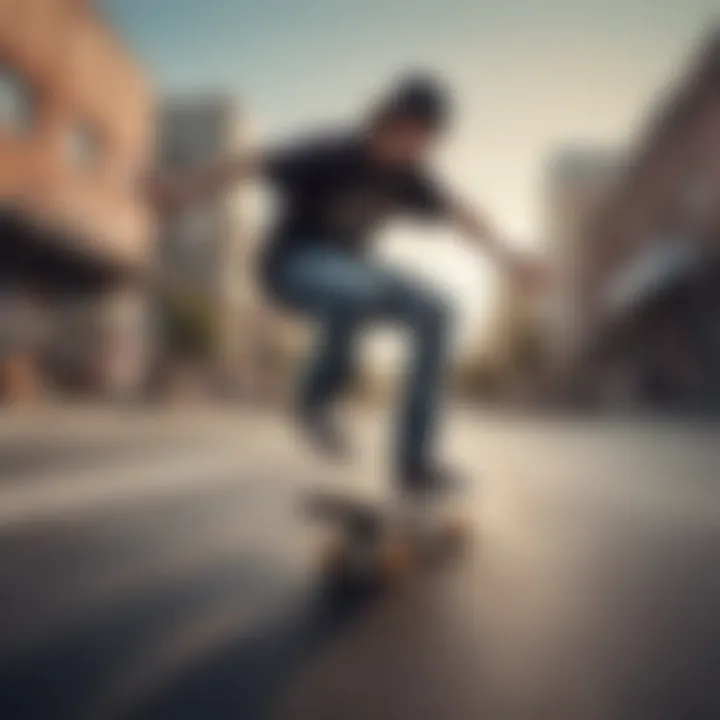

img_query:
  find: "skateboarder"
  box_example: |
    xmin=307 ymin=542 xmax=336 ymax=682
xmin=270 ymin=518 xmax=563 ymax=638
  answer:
xmin=151 ymin=74 xmax=544 ymax=497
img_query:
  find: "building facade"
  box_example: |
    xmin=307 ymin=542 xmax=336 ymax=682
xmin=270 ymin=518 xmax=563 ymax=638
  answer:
xmin=570 ymin=30 xmax=720 ymax=411
xmin=542 ymin=147 xmax=625 ymax=389
xmin=0 ymin=0 xmax=155 ymax=398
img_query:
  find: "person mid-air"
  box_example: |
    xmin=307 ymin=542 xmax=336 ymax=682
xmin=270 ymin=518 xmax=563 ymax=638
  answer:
xmin=151 ymin=74 xmax=544 ymax=498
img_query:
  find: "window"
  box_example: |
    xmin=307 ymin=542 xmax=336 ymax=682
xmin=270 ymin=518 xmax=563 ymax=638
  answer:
xmin=679 ymin=166 xmax=712 ymax=227
xmin=160 ymin=131 xmax=190 ymax=170
xmin=0 ymin=65 xmax=35 ymax=133
xmin=66 ymin=122 xmax=103 ymax=171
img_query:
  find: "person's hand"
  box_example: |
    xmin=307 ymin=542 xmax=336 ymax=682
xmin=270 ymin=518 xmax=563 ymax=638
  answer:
xmin=146 ymin=154 xmax=258 ymax=218
xmin=507 ymin=253 xmax=550 ymax=295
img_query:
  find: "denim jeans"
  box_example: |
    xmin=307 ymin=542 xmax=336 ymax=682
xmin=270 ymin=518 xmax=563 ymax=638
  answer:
xmin=266 ymin=246 xmax=452 ymax=477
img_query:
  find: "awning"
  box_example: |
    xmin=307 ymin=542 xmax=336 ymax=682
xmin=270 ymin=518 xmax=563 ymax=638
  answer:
xmin=600 ymin=240 xmax=707 ymax=321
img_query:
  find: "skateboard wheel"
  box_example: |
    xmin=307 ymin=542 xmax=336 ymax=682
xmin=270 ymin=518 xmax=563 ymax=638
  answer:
xmin=442 ymin=515 xmax=471 ymax=544
xmin=317 ymin=534 xmax=350 ymax=573
xmin=376 ymin=539 xmax=415 ymax=583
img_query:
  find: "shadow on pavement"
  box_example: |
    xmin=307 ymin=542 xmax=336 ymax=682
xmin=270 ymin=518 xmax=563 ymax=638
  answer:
xmin=129 ymin=579 xmax=383 ymax=720
xmin=0 ymin=555 xmax=382 ymax=720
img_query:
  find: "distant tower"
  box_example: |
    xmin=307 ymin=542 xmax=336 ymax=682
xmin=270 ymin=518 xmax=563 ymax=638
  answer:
xmin=156 ymin=95 xmax=296 ymax=401
xmin=542 ymin=146 xmax=625 ymax=384
xmin=157 ymin=96 xmax=257 ymax=390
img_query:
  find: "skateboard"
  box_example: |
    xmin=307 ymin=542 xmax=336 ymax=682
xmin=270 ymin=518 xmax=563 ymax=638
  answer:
xmin=303 ymin=489 xmax=472 ymax=587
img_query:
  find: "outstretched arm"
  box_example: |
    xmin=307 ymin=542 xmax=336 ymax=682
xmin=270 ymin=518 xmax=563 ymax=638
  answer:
xmin=449 ymin=198 xmax=546 ymax=291
xmin=147 ymin=151 xmax=264 ymax=216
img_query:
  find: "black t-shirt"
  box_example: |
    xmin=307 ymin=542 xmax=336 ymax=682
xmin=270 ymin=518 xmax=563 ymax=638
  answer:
xmin=261 ymin=133 xmax=450 ymax=272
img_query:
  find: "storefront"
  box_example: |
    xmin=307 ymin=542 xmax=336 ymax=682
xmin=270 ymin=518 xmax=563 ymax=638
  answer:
xmin=584 ymin=241 xmax=720 ymax=412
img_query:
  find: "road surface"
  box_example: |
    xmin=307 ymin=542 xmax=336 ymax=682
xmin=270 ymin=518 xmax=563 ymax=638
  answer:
xmin=0 ymin=406 xmax=718 ymax=720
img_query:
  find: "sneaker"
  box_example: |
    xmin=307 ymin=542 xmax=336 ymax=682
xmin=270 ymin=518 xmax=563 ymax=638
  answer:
xmin=398 ymin=461 xmax=466 ymax=499
xmin=297 ymin=404 xmax=351 ymax=459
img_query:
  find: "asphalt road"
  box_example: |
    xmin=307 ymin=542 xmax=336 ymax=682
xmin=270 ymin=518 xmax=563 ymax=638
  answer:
xmin=0 ymin=406 xmax=718 ymax=720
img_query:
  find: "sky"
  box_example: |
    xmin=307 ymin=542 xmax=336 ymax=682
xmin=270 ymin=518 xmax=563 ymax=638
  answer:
xmin=103 ymin=0 xmax=719 ymax=346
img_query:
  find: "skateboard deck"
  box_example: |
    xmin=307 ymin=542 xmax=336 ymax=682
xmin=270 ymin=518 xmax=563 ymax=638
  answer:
xmin=303 ymin=489 xmax=472 ymax=586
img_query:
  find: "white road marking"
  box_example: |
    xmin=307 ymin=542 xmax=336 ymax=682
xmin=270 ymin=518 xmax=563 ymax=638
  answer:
xmin=0 ymin=446 xmax=271 ymax=529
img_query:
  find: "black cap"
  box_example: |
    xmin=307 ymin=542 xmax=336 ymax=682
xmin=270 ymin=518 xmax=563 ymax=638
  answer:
xmin=374 ymin=73 xmax=452 ymax=131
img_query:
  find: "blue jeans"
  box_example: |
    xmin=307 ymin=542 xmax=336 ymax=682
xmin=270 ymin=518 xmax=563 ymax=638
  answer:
xmin=266 ymin=247 xmax=452 ymax=478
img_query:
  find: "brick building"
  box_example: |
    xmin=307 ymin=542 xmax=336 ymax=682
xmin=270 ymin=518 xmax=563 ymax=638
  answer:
xmin=0 ymin=0 xmax=155 ymax=397
xmin=571 ymin=30 xmax=720 ymax=410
